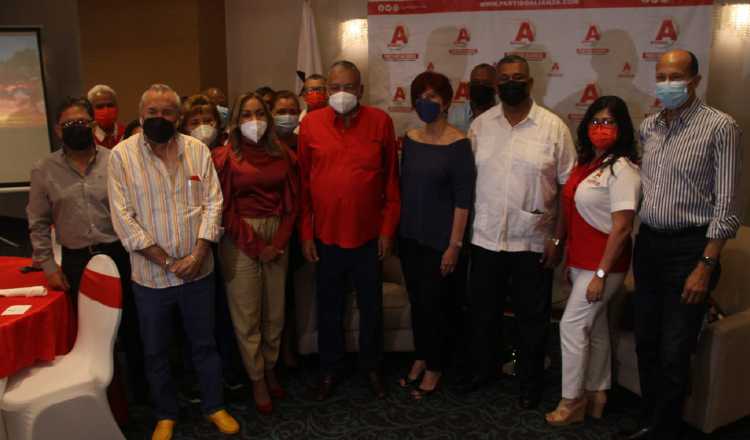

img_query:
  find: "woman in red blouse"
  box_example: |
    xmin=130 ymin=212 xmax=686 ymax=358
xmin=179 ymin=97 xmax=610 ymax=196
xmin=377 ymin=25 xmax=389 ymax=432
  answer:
xmin=213 ymin=92 xmax=298 ymax=415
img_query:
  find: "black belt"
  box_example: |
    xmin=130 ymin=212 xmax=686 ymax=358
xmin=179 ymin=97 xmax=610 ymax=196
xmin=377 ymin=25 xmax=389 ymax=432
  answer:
xmin=640 ymin=223 xmax=708 ymax=238
xmin=62 ymin=241 xmax=121 ymax=256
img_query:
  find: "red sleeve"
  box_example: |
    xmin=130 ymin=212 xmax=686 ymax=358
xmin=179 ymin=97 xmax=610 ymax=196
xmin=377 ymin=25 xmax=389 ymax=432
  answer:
xmin=271 ymin=151 xmax=300 ymax=249
xmin=297 ymin=121 xmax=315 ymax=242
xmin=212 ymin=145 xmax=268 ymax=257
xmin=379 ymin=115 xmax=401 ymax=238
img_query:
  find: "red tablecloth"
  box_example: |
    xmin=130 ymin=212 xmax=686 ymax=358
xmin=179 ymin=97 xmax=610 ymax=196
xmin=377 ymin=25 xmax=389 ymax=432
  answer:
xmin=0 ymin=257 xmax=73 ymax=378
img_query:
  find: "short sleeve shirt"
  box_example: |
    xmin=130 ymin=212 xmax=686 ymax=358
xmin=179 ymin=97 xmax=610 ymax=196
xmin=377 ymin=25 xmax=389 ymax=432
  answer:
xmin=574 ymin=157 xmax=642 ymax=234
xmin=469 ymin=101 xmax=577 ymax=253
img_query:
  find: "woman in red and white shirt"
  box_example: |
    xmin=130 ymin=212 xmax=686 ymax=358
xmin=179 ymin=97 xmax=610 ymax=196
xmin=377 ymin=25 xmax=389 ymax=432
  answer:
xmin=546 ymin=96 xmax=641 ymax=426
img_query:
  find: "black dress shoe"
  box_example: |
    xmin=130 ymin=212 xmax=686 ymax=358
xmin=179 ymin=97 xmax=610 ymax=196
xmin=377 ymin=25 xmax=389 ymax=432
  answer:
xmin=456 ymin=375 xmax=491 ymax=395
xmin=518 ymin=393 xmax=541 ymax=410
xmin=367 ymin=371 xmax=386 ymax=399
xmin=619 ymin=426 xmax=653 ymax=440
xmin=307 ymin=374 xmax=337 ymax=401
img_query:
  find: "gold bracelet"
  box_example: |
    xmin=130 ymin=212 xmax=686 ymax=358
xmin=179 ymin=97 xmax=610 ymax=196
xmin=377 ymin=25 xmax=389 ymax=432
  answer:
xmin=188 ymin=254 xmax=198 ymax=264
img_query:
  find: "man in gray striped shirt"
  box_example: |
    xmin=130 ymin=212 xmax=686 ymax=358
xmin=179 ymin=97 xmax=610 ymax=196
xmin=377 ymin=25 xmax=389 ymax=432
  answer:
xmin=628 ymin=50 xmax=742 ymax=440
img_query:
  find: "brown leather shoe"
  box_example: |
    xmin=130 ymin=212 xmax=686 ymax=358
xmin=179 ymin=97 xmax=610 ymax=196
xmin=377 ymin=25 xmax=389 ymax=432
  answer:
xmin=307 ymin=374 xmax=337 ymax=401
xmin=367 ymin=371 xmax=386 ymax=400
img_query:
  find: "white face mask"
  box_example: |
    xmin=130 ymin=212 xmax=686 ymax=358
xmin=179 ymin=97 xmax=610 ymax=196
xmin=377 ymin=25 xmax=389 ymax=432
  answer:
xmin=190 ymin=124 xmax=218 ymax=146
xmin=328 ymin=91 xmax=358 ymax=115
xmin=240 ymin=120 xmax=267 ymax=143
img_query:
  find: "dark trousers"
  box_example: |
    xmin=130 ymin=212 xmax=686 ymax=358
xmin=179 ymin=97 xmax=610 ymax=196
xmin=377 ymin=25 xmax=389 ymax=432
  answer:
xmin=468 ymin=245 xmax=553 ymax=396
xmin=316 ymin=239 xmax=383 ymax=374
xmin=633 ymin=225 xmax=720 ymax=439
xmin=61 ymin=241 xmax=147 ymax=398
xmin=399 ymin=238 xmax=455 ymax=371
xmin=133 ymin=275 xmax=224 ymax=419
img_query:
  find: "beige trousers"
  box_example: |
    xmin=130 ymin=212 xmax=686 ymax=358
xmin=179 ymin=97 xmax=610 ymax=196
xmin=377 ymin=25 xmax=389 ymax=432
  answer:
xmin=219 ymin=217 xmax=287 ymax=381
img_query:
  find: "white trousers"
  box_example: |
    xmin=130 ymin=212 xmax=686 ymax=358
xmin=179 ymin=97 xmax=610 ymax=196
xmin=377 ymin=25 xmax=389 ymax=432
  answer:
xmin=560 ymin=268 xmax=625 ymax=399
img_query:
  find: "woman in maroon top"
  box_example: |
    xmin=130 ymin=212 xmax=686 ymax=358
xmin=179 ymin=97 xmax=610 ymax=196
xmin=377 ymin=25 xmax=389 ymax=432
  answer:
xmin=213 ymin=92 xmax=298 ymax=415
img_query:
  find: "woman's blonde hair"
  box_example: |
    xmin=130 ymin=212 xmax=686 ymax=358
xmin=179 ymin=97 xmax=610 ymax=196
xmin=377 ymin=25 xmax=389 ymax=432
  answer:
xmin=227 ymin=92 xmax=285 ymax=158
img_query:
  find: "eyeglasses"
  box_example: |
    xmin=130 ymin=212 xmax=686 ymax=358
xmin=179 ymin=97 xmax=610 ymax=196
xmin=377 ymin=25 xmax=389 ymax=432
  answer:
xmin=61 ymin=119 xmax=92 ymax=129
xmin=590 ymin=118 xmax=617 ymax=127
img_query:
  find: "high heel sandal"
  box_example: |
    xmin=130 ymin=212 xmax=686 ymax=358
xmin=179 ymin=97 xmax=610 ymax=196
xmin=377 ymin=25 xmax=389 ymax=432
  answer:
xmin=545 ymin=398 xmax=587 ymax=426
xmin=585 ymin=390 xmax=607 ymax=419
xmin=410 ymin=376 xmax=441 ymax=401
xmin=397 ymin=371 xmax=424 ymax=389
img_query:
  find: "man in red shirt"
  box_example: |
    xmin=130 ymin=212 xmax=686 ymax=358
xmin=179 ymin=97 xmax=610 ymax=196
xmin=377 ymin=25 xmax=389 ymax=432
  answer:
xmin=298 ymin=60 xmax=400 ymax=401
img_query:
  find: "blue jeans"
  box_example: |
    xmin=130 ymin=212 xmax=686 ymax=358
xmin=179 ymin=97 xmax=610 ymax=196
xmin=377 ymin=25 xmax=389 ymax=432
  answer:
xmin=133 ymin=275 xmax=224 ymax=419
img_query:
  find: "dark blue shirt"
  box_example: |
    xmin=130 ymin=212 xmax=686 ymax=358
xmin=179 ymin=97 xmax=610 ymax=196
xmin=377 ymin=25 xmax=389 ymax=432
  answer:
xmin=399 ymin=136 xmax=476 ymax=251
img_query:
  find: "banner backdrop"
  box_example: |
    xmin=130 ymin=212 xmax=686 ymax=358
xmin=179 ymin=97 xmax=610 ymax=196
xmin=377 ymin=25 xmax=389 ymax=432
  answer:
xmin=367 ymin=0 xmax=713 ymax=136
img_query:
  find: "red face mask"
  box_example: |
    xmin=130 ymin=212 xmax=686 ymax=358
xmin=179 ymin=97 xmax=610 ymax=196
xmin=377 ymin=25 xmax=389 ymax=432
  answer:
xmin=587 ymin=124 xmax=618 ymax=151
xmin=94 ymin=107 xmax=118 ymax=130
xmin=304 ymin=91 xmax=327 ymax=111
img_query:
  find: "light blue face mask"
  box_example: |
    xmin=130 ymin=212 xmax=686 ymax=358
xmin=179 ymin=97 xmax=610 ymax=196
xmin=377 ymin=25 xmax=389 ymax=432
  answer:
xmin=655 ymin=80 xmax=690 ymax=110
xmin=216 ymin=105 xmax=229 ymax=126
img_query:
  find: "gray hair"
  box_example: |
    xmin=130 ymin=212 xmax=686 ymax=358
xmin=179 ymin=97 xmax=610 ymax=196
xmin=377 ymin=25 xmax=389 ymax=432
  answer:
xmin=87 ymin=84 xmax=117 ymax=101
xmin=329 ymin=60 xmax=361 ymax=83
xmin=139 ymin=83 xmax=181 ymax=112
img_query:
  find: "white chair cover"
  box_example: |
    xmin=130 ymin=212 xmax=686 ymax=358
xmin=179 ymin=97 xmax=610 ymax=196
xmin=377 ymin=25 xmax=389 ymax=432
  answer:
xmin=1 ymin=254 xmax=124 ymax=440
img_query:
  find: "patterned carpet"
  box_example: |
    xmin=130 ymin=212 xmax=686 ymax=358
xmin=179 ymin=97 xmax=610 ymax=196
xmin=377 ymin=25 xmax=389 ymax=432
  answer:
xmin=122 ymin=353 xmax=750 ymax=440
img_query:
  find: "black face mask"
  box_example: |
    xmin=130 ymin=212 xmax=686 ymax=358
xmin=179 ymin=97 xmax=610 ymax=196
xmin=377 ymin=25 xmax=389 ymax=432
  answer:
xmin=469 ymin=83 xmax=496 ymax=109
xmin=62 ymin=123 xmax=94 ymax=151
xmin=142 ymin=117 xmax=175 ymax=144
xmin=498 ymin=80 xmax=529 ymax=106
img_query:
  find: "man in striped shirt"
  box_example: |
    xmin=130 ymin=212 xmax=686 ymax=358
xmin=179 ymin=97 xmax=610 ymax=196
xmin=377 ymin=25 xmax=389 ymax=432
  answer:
xmin=108 ymin=84 xmax=238 ymax=440
xmin=628 ymin=50 xmax=742 ymax=440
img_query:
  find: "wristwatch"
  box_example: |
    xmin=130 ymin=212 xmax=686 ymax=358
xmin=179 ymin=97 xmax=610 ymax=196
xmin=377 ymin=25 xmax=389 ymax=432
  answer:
xmin=548 ymin=237 xmax=561 ymax=247
xmin=595 ymin=268 xmax=607 ymax=279
xmin=700 ymin=255 xmax=718 ymax=268
xmin=164 ymin=256 xmax=175 ymax=269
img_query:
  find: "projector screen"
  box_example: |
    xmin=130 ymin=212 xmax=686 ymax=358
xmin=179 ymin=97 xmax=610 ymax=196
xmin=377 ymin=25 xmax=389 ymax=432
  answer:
xmin=0 ymin=28 xmax=52 ymax=187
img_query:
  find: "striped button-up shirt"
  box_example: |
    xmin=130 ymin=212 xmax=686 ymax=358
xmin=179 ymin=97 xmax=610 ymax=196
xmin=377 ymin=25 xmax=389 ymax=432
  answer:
xmin=639 ymin=98 xmax=742 ymax=240
xmin=107 ymin=133 xmax=223 ymax=289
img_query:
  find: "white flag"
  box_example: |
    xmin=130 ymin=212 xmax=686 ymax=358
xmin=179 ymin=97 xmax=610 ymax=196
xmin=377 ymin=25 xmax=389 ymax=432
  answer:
xmin=296 ymin=0 xmax=323 ymax=94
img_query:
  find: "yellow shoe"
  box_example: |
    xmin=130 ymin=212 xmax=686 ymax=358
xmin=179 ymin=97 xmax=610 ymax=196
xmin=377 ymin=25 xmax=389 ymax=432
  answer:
xmin=207 ymin=409 xmax=240 ymax=434
xmin=151 ymin=419 xmax=175 ymax=440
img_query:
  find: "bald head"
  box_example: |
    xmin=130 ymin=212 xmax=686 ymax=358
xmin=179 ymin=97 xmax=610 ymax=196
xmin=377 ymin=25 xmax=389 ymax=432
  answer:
xmin=657 ymin=50 xmax=699 ymax=79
